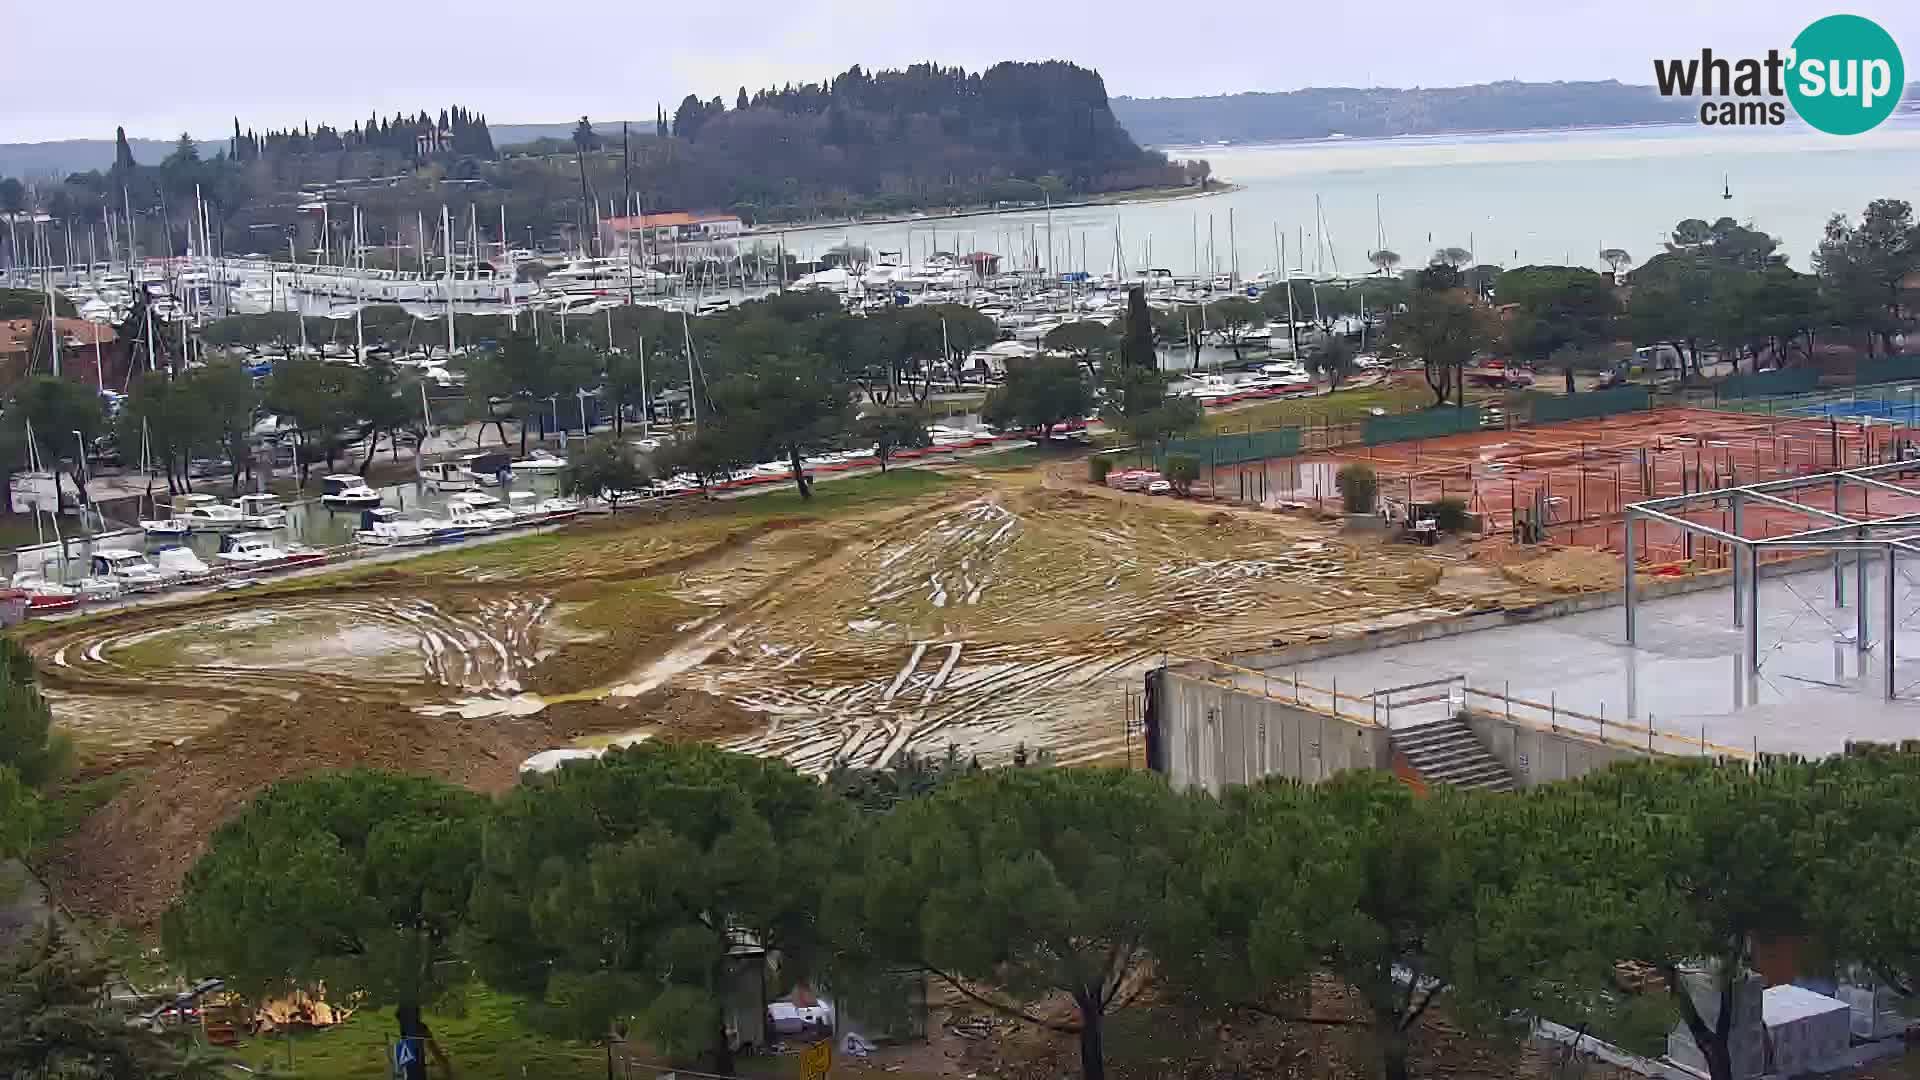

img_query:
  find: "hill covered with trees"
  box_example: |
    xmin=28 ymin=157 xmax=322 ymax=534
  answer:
xmin=1111 ymin=79 xmax=1697 ymax=145
xmin=1 ymin=62 xmax=1202 ymax=267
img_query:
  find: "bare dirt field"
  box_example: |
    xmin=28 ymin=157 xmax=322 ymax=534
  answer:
xmin=20 ymin=463 xmax=1583 ymax=926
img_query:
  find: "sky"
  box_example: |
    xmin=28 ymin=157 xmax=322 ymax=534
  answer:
xmin=3 ymin=0 xmax=1917 ymax=143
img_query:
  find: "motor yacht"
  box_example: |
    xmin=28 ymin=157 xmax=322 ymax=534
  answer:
xmin=215 ymin=532 xmax=327 ymax=571
xmin=235 ymin=493 xmax=289 ymax=529
xmin=175 ymin=494 xmax=246 ymax=531
xmin=88 ymin=548 xmax=169 ymax=591
xmin=450 ymin=491 xmax=518 ymax=530
xmin=320 ymin=474 xmax=383 ymax=510
xmin=353 ymin=507 xmax=436 ymax=547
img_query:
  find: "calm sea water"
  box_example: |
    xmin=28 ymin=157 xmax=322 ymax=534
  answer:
xmin=773 ymin=114 xmax=1920 ymax=279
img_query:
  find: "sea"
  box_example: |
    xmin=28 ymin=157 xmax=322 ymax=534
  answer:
xmin=769 ymin=113 xmax=1920 ymax=279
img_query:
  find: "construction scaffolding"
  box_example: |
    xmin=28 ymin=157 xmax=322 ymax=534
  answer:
xmin=1624 ymin=457 xmax=1920 ymax=700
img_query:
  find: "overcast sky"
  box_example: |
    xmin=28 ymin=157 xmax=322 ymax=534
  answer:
xmin=4 ymin=0 xmax=1916 ymax=143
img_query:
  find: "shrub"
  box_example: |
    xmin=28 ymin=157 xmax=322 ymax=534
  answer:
xmin=1164 ymin=454 xmax=1201 ymax=496
xmin=1431 ymin=497 xmax=1471 ymax=533
xmin=1335 ymin=463 xmax=1378 ymax=513
xmin=1089 ymin=456 xmax=1115 ymax=483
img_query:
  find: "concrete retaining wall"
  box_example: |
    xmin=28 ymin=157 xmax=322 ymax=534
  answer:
xmin=1152 ymin=670 xmax=1389 ymax=794
xmin=1462 ymin=711 xmax=1642 ymax=787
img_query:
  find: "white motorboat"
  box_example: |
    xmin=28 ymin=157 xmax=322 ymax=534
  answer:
xmin=353 ymin=508 xmax=436 ymax=547
xmin=418 ymin=460 xmax=476 ymax=492
xmin=216 ymin=532 xmax=328 ymax=571
xmin=234 ymin=493 xmax=289 ymax=529
xmin=320 ymin=474 xmax=383 ymax=510
xmin=153 ymin=547 xmax=211 ymax=581
xmin=88 ymin=548 xmax=169 ymax=591
xmin=140 ymin=515 xmax=191 ymax=538
xmin=449 ymin=491 xmax=517 ymax=530
xmin=510 ymin=448 xmax=569 ymax=473
xmin=437 ymin=502 xmax=497 ymax=537
xmin=535 ymin=495 xmax=585 ymax=520
xmin=175 ymin=493 xmax=246 ymax=531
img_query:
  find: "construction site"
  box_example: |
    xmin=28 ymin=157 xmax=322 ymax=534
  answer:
xmin=17 ymin=387 xmax=1920 ymax=929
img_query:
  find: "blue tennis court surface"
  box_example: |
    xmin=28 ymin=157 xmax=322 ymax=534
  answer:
xmin=1791 ymin=396 xmax=1920 ymax=422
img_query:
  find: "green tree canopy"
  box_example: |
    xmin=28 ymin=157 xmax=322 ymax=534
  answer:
xmin=1557 ymin=758 xmax=1822 ymax=1080
xmin=467 ymin=743 xmax=850 ymax=1074
xmin=2 ymin=375 xmax=105 ymax=507
xmin=857 ymin=409 xmax=930 ymax=472
xmin=704 ymin=351 xmax=856 ymax=498
xmin=1101 ymin=359 xmax=1200 ymax=459
xmin=1500 ymin=265 xmax=1621 ymax=391
xmin=1044 ymin=321 xmax=1119 ymax=378
xmin=829 ymin=767 xmax=1203 ymax=1080
xmin=564 ymin=435 xmax=650 ymax=509
xmin=982 ymin=356 xmax=1093 ymax=441
xmin=1814 ymin=198 xmax=1920 ymax=357
xmin=1392 ymin=289 xmax=1488 ymax=405
xmin=164 ymin=770 xmax=488 ymax=1043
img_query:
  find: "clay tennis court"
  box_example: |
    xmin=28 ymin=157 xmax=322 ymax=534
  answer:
xmin=1212 ymin=406 xmax=1920 ymax=568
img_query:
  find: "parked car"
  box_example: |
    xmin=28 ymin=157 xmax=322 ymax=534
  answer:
xmin=1147 ymin=479 xmax=1173 ymax=495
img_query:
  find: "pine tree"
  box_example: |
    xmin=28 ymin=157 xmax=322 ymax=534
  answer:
xmin=736 ymin=86 xmax=750 ymax=111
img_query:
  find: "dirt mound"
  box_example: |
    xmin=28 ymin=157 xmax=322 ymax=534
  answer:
xmin=630 ymin=687 xmax=768 ymax=742
xmin=1501 ymin=547 xmax=1623 ymax=592
xmin=39 ymin=693 xmax=640 ymax=929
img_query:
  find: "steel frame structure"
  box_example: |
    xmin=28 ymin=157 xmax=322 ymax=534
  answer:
xmin=1624 ymin=458 xmax=1920 ymax=700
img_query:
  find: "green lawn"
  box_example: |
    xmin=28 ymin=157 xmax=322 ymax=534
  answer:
xmin=231 ymin=988 xmax=602 ymax=1080
xmin=1201 ymin=384 xmax=1431 ymax=434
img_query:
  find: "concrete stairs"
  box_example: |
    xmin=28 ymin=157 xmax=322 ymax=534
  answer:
xmin=1391 ymin=719 xmax=1515 ymax=792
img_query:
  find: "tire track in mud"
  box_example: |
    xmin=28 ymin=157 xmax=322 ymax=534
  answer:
xmin=35 ymin=594 xmax=557 ymax=707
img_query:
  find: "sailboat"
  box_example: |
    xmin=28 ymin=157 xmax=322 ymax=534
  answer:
xmin=1722 ymin=173 xmax=1733 ymax=200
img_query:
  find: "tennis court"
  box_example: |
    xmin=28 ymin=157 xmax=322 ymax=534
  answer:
xmin=1208 ymin=406 xmax=1920 ymax=567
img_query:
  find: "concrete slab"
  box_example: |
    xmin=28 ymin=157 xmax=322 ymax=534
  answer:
xmin=1271 ymin=560 xmax=1920 ymax=757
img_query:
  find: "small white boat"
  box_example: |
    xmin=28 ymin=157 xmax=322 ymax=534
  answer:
xmin=449 ymin=491 xmax=517 ymax=530
xmin=88 ymin=548 xmax=169 ymax=591
xmin=353 ymin=508 xmax=435 ymax=547
xmin=216 ymin=532 xmax=327 ymax=571
xmin=140 ymin=515 xmax=191 ymax=538
xmin=437 ymin=502 xmax=497 ymax=537
xmin=234 ymin=493 xmax=289 ymax=529
xmin=153 ymin=547 xmax=211 ymax=581
xmin=320 ymin=474 xmax=383 ymax=510
xmin=175 ymin=493 xmax=246 ymax=531
xmin=419 ymin=460 xmax=476 ymax=492
xmin=509 ymin=448 xmax=568 ymax=473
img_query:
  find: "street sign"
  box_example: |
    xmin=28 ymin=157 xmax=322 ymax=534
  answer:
xmin=391 ymin=1038 xmax=421 ymax=1080
xmin=799 ymin=1038 xmax=832 ymax=1080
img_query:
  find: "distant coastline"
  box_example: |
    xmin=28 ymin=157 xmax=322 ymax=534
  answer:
xmin=751 ymin=182 xmax=1243 ymax=240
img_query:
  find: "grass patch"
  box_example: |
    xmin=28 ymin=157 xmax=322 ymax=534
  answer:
xmin=32 ymin=770 xmax=136 ymax=857
xmin=732 ymin=465 xmax=951 ymax=516
xmin=231 ymin=986 xmax=602 ymax=1080
xmin=965 ymin=445 xmax=1079 ymax=472
xmin=1201 ymin=385 xmax=1430 ymax=433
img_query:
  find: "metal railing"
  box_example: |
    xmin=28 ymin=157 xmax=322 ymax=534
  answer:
xmin=1461 ymin=684 xmax=1755 ymax=760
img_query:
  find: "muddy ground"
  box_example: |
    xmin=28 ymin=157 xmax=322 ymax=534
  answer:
xmin=21 ymin=464 xmax=1592 ymax=927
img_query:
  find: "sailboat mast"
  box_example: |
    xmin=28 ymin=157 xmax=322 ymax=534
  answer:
xmin=681 ymin=309 xmax=699 ymax=431
xmin=442 ymin=205 xmax=456 ymax=358
xmin=353 ymin=207 xmax=365 ymax=363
